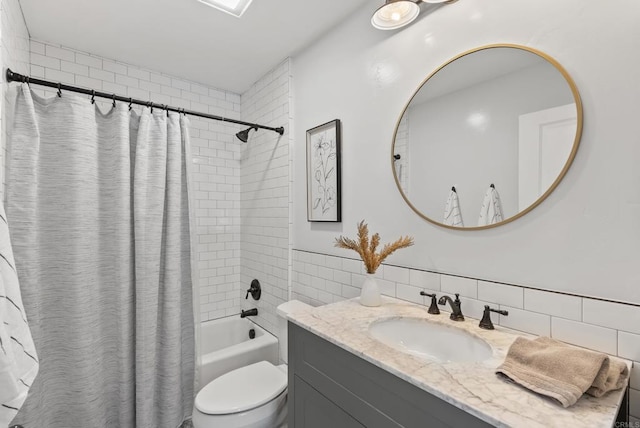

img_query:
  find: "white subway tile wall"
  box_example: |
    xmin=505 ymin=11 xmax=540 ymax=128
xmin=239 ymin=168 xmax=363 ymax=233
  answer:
xmin=1 ymin=0 xmax=30 ymax=199
xmin=396 ymin=283 xmax=427 ymax=305
xmin=441 ymin=274 xmax=478 ymax=299
xmin=478 ymin=281 xmax=523 ymax=308
xmin=409 ymin=269 xmax=440 ymax=289
xmin=583 ymin=299 xmax=640 ymax=335
xmin=24 ymin=39 xmax=244 ymax=321
xmin=619 ymin=331 xmax=640 ymax=362
xmin=498 ymin=306 xmax=551 ymax=337
xmin=383 ymin=264 xmax=410 ymax=283
xmin=292 ymin=249 xmax=640 ymax=418
xmin=457 ymin=295 xmax=493 ymax=321
xmin=239 ymin=59 xmax=292 ymax=336
xmin=523 ymin=288 xmax=583 ymax=321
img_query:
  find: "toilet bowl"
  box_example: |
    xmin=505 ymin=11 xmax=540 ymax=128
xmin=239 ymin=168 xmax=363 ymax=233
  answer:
xmin=192 ymin=300 xmax=311 ymax=428
xmin=192 ymin=361 xmax=288 ymax=428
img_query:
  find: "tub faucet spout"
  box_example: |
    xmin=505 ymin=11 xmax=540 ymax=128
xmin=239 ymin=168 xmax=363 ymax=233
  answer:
xmin=241 ymin=308 xmax=258 ymax=318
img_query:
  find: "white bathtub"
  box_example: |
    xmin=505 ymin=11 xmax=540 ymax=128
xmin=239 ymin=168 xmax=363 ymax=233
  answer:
xmin=198 ymin=316 xmax=279 ymax=390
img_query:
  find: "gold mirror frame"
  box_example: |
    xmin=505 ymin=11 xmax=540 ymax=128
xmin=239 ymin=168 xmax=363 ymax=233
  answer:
xmin=391 ymin=44 xmax=583 ymax=231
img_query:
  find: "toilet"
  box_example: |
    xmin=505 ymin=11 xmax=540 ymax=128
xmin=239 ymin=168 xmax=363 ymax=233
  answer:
xmin=192 ymin=300 xmax=311 ymax=428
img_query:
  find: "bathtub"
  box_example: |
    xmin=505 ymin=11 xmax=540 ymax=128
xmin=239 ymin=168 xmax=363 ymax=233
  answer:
xmin=198 ymin=316 xmax=279 ymax=390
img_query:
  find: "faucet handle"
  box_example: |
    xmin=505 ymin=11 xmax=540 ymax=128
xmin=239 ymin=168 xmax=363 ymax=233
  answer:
xmin=245 ymin=279 xmax=262 ymax=300
xmin=419 ymin=291 xmax=440 ymax=315
xmin=479 ymin=305 xmax=508 ymax=330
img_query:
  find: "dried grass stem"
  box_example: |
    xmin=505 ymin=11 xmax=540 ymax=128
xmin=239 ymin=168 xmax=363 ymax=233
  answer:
xmin=335 ymin=220 xmax=413 ymax=274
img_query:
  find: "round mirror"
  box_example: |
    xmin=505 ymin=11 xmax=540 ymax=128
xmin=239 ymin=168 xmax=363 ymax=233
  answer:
xmin=392 ymin=44 xmax=582 ymax=230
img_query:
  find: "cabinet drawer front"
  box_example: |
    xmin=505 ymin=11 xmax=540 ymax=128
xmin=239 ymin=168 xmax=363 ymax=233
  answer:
xmin=294 ymin=375 xmax=365 ymax=428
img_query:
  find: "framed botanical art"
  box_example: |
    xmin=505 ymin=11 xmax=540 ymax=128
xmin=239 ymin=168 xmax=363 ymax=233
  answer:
xmin=306 ymin=119 xmax=341 ymax=222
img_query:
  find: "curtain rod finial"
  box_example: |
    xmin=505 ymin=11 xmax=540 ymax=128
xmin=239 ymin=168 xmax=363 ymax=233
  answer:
xmin=6 ymin=68 xmax=16 ymax=83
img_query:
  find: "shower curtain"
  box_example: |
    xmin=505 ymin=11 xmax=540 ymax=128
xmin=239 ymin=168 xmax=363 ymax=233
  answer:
xmin=6 ymin=84 xmax=195 ymax=428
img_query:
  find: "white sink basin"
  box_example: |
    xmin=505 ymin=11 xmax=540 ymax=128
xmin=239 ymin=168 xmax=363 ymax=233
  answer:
xmin=368 ymin=318 xmax=493 ymax=363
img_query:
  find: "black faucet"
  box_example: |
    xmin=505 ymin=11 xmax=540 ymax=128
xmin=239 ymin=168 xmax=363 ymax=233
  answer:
xmin=419 ymin=291 xmax=440 ymax=315
xmin=479 ymin=305 xmax=508 ymax=330
xmin=241 ymin=308 xmax=258 ymax=318
xmin=438 ymin=293 xmax=464 ymax=321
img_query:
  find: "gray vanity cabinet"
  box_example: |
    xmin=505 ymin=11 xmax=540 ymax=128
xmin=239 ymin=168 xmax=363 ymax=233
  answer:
xmin=288 ymin=323 xmax=493 ymax=428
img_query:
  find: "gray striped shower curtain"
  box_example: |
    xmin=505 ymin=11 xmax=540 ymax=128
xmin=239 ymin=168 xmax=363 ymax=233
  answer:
xmin=6 ymin=84 xmax=195 ymax=428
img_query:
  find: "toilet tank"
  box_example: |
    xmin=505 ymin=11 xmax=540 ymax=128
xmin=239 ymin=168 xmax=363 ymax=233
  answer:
xmin=276 ymin=300 xmax=312 ymax=364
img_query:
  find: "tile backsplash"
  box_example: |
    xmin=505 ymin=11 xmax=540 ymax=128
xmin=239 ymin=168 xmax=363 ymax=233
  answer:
xmin=292 ymin=248 xmax=640 ymax=419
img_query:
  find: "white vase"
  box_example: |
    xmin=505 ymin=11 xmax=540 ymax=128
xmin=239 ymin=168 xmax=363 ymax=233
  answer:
xmin=360 ymin=273 xmax=382 ymax=307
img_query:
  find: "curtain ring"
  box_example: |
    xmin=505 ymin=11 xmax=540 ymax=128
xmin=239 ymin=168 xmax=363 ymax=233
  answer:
xmin=128 ymin=97 xmax=133 ymax=111
xmin=91 ymin=90 xmax=96 ymax=104
xmin=57 ymin=82 xmax=62 ymax=97
xmin=112 ymin=94 xmax=116 ymax=108
xmin=26 ymin=76 xmax=30 ymax=86
xmin=147 ymin=101 xmax=153 ymax=113
xmin=164 ymin=105 xmax=169 ymax=117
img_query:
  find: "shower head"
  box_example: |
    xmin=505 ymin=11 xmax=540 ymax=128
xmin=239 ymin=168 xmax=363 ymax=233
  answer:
xmin=236 ymin=126 xmax=257 ymax=143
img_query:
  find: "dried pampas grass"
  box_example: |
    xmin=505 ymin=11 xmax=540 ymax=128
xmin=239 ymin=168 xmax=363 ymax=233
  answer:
xmin=335 ymin=220 xmax=413 ymax=274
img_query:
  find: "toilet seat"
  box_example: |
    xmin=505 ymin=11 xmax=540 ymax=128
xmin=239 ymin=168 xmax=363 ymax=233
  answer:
xmin=195 ymin=361 xmax=287 ymax=415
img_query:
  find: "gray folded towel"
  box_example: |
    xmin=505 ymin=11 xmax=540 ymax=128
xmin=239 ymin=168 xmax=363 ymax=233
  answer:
xmin=496 ymin=336 xmax=629 ymax=407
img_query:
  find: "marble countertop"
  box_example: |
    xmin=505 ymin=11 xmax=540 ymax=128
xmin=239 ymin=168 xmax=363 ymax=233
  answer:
xmin=287 ymin=296 xmax=629 ymax=428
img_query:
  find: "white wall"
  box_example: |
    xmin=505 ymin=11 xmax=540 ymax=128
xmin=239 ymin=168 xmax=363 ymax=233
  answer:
xmin=240 ymin=59 xmax=293 ymax=336
xmin=25 ymin=39 xmax=244 ymax=321
xmin=407 ymin=62 xmax=573 ymax=222
xmin=0 ymin=0 xmax=30 ymax=199
xmin=292 ymin=0 xmax=640 ymax=305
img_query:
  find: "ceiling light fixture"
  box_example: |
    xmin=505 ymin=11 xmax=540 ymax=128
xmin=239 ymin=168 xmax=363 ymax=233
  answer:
xmin=371 ymin=0 xmax=420 ymax=30
xmin=197 ymin=0 xmax=254 ymax=17
xmin=371 ymin=0 xmax=454 ymax=31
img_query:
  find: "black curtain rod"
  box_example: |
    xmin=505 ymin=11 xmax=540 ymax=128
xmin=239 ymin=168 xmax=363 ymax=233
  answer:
xmin=5 ymin=68 xmax=285 ymax=136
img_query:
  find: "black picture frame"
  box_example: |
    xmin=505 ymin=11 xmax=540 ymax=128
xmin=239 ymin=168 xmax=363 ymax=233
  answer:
xmin=306 ymin=119 xmax=341 ymax=222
